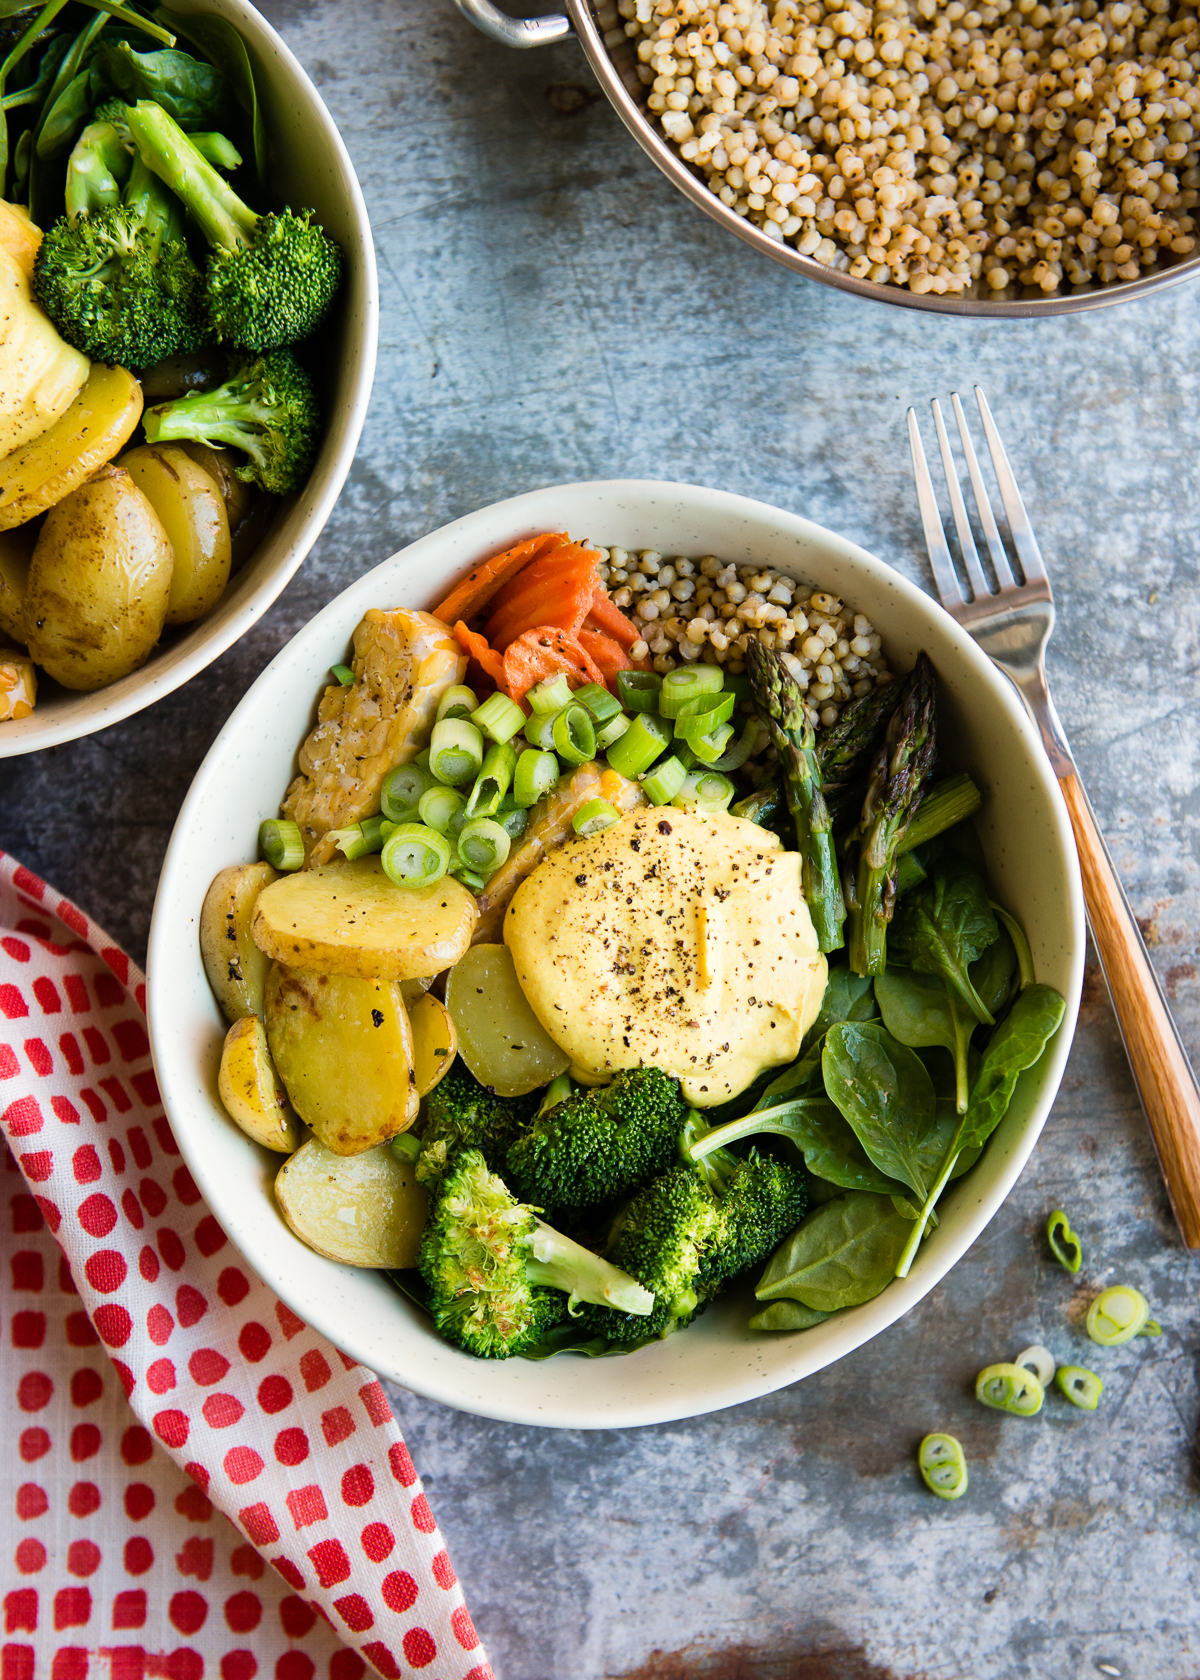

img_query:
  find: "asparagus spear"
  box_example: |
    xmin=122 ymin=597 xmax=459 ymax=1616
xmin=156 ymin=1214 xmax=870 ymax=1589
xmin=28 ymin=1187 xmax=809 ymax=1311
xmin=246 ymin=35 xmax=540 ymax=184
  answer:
xmin=746 ymin=641 xmax=846 ymax=952
xmin=816 ymin=679 xmax=900 ymax=829
xmin=845 ymin=651 xmax=937 ymax=976
xmin=897 ymin=772 xmax=982 ymax=855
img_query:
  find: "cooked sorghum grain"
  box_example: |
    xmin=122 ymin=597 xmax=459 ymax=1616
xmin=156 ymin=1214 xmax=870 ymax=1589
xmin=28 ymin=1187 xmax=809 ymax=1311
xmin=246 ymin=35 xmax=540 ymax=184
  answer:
xmin=590 ymin=546 xmax=892 ymax=728
xmin=599 ymin=0 xmax=1200 ymax=297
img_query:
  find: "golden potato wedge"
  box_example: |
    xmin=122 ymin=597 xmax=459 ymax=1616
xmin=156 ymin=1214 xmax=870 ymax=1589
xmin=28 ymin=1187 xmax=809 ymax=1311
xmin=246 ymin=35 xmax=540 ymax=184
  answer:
xmin=0 ymin=247 xmax=88 ymax=458
xmin=408 ymin=992 xmax=456 ymax=1097
xmin=264 ymin=963 xmax=419 ymax=1155
xmin=275 ymin=1137 xmax=429 ymax=1268
xmin=0 ymin=364 xmax=144 ymax=533
xmin=0 ymin=201 xmax=41 ymax=280
xmin=0 ymin=645 xmax=36 ymax=721
xmin=201 ymin=862 xmax=278 ymax=1022
xmin=0 ymin=523 xmax=35 ymax=643
xmin=24 ymin=464 xmax=173 ymax=691
xmin=445 ymin=943 xmax=570 ymax=1098
xmin=176 ymin=441 xmax=254 ymax=532
xmin=217 ymin=1016 xmax=300 ymax=1152
xmin=120 ymin=443 xmax=231 ymax=625
xmin=251 ymin=857 xmax=478 ymax=982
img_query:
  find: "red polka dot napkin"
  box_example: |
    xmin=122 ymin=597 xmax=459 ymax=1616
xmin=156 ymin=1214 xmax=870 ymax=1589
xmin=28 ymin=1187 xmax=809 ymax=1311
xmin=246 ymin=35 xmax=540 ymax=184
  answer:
xmin=0 ymin=851 xmax=493 ymax=1680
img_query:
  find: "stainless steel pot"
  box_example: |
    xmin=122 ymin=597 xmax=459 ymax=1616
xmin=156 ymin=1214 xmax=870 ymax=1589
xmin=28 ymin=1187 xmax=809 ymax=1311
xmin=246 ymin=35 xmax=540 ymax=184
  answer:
xmin=455 ymin=0 xmax=1200 ymax=317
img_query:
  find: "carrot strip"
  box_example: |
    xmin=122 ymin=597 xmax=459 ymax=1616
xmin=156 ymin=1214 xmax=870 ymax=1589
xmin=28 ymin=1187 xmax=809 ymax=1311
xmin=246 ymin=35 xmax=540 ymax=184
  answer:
xmin=453 ymin=620 xmax=506 ymax=692
xmin=584 ymin=587 xmax=643 ymax=652
xmin=501 ymin=627 xmax=606 ymax=702
xmin=576 ymin=629 xmax=636 ymax=688
xmin=432 ymin=532 xmax=569 ymax=626
xmin=484 ymin=543 xmax=600 ymax=650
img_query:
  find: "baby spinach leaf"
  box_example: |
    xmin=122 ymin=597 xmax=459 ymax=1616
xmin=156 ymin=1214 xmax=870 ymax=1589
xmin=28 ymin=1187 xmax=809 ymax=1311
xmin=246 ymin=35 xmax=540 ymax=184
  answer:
xmin=972 ymin=924 xmax=1018 ymax=1018
xmin=93 ymin=40 xmax=235 ymax=127
xmin=822 ymin=1020 xmax=939 ymax=1199
xmin=874 ymin=966 xmax=973 ymax=1113
xmin=756 ymin=1190 xmax=911 ymax=1312
xmin=157 ymin=4 xmax=266 ymax=179
xmin=989 ymin=901 xmax=1034 ymax=989
xmin=889 ymin=857 xmax=999 ymax=1025
xmin=786 ymin=1100 xmax=908 ymax=1196
xmin=801 ymin=961 xmax=877 ymax=1052
xmin=957 ymin=982 xmax=1067 ymax=1153
xmin=749 ymin=1299 xmax=834 ymax=1332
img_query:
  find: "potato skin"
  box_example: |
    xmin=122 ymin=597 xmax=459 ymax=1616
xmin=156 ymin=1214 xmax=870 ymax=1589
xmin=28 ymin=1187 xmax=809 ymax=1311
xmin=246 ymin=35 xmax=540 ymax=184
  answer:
xmin=24 ymin=464 xmax=173 ymax=691
xmin=200 ymin=862 xmax=278 ymax=1022
xmin=217 ymin=1016 xmax=300 ymax=1152
xmin=264 ymin=963 xmax=419 ymax=1155
xmin=120 ymin=442 xmax=231 ymax=626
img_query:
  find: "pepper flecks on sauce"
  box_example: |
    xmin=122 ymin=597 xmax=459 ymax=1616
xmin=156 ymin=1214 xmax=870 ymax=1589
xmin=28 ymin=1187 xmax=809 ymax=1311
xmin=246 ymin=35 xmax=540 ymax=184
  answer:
xmin=503 ymin=807 xmax=827 ymax=1106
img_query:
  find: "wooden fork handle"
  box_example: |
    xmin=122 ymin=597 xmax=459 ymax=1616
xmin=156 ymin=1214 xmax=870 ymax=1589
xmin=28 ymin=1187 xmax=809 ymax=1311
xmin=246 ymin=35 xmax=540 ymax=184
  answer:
xmin=1058 ymin=772 xmax=1200 ymax=1249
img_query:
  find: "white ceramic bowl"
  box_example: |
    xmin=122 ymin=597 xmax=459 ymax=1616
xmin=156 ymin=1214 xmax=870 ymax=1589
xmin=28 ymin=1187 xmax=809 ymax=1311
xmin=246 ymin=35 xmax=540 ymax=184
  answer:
xmin=0 ymin=0 xmax=378 ymax=758
xmin=147 ymin=479 xmax=1085 ymax=1429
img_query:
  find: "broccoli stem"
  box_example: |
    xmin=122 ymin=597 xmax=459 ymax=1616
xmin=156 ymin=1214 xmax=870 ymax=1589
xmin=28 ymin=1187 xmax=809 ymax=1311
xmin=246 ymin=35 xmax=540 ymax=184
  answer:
xmin=684 ymin=1097 xmax=834 ymax=1161
xmin=524 ymin=1221 xmax=654 ymax=1316
xmin=123 ymin=153 xmax=184 ymax=249
xmin=64 ymin=119 xmax=130 ymax=220
xmin=536 ymin=1073 xmax=574 ymax=1118
xmin=126 ymin=98 xmax=256 ymax=252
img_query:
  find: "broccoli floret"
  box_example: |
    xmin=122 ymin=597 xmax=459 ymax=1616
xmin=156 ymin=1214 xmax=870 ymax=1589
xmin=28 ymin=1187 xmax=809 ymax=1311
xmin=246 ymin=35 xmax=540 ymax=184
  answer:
xmin=700 ymin=1155 xmax=808 ymax=1286
xmin=33 ymin=144 xmax=206 ymax=369
xmin=125 ymin=99 xmax=342 ymax=350
xmin=505 ymin=1066 xmax=689 ymax=1223
xmin=418 ymin=1149 xmax=654 ymax=1360
xmin=413 ymin=1059 xmax=540 ymax=1190
xmin=141 ymin=349 xmax=320 ymax=494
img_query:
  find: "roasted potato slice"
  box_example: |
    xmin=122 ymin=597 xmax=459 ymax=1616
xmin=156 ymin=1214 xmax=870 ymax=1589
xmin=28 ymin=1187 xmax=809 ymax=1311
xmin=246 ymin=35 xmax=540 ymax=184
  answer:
xmin=264 ymin=963 xmax=419 ymax=1155
xmin=408 ymin=992 xmax=456 ymax=1097
xmin=251 ymin=856 xmax=478 ymax=981
xmin=176 ymin=441 xmax=254 ymax=532
xmin=0 ymin=201 xmax=41 ymax=280
xmin=0 ymin=247 xmax=88 ymax=458
xmin=120 ymin=443 xmax=231 ymax=625
xmin=201 ymin=862 xmax=278 ymax=1022
xmin=275 ymin=1138 xmax=429 ymax=1268
xmin=24 ymin=464 xmax=173 ymax=691
xmin=445 ymin=943 xmax=569 ymax=1098
xmin=217 ymin=1016 xmax=300 ymax=1152
xmin=0 ymin=523 xmax=34 ymax=643
xmin=0 ymin=364 xmax=143 ymax=533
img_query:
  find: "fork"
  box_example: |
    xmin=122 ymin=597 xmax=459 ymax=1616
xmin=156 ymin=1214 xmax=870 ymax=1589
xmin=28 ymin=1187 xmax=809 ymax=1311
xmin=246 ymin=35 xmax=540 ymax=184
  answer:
xmin=908 ymin=387 xmax=1200 ymax=1251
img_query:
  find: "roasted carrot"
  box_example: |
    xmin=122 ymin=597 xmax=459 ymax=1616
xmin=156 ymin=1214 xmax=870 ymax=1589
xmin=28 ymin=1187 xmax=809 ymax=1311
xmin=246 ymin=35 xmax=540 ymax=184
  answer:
xmin=452 ymin=620 xmax=507 ymax=692
xmin=584 ymin=587 xmax=643 ymax=652
xmin=576 ymin=629 xmax=636 ymax=687
xmin=501 ymin=627 xmax=606 ymax=702
xmin=483 ymin=543 xmax=600 ymax=650
xmin=432 ymin=532 xmax=568 ymax=626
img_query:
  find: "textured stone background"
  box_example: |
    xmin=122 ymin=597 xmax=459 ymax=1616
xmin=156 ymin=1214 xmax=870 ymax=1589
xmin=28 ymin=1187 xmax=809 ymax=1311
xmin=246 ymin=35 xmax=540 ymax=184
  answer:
xmin=2 ymin=1 xmax=1198 ymax=1675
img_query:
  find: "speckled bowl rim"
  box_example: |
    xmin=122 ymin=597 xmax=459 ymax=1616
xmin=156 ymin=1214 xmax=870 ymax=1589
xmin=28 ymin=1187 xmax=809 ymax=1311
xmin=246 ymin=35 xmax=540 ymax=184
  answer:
xmin=0 ymin=0 xmax=379 ymax=758
xmin=147 ymin=478 xmax=1085 ymax=1430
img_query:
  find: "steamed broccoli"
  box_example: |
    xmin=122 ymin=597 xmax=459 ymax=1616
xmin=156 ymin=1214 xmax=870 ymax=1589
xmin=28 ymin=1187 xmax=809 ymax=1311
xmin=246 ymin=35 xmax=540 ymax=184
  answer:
xmin=418 ymin=1149 xmax=654 ymax=1359
xmin=33 ymin=138 xmax=206 ymax=369
xmin=141 ymin=349 xmax=320 ymax=494
xmin=125 ymin=98 xmax=342 ymax=350
xmin=412 ymin=1059 xmax=540 ymax=1190
xmin=505 ymin=1066 xmax=689 ymax=1223
xmin=681 ymin=1112 xmax=809 ymax=1283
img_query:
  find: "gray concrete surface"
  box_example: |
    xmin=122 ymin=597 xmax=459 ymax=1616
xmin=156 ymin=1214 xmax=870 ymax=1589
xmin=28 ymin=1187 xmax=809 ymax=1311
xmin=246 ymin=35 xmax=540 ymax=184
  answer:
xmin=2 ymin=1 xmax=1198 ymax=1675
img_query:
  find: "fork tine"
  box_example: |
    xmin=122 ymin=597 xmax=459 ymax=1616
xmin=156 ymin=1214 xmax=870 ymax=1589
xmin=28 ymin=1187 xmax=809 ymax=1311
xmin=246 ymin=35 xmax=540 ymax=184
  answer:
xmin=931 ymin=398 xmax=990 ymax=601
xmin=973 ymin=386 xmax=1049 ymax=586
xmin=907 ymin=407 xmax=963 ymax=608
xmin=951 ymin=392 xmax=1018 ymax=591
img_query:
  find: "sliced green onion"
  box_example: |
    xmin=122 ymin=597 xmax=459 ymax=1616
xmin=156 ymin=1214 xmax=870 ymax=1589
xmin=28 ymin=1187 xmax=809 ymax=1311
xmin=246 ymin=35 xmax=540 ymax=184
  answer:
xmin=537 ymin=1072 xmax=574 ymax=1115
xmin=381 ymin=763 xmax=435 ymax=824
xmin=672 ymin=770 xmax=735 ymax=812
xmin=594 ymin=712 xmax=631 ymax=750
xmin=918 ymin=1433 xmax=968 ymax=1500
xmin=674 ymin=742 xmax=698 ymax=771
xmin=450 ymin=863 xmax=487 ymax=892
xmin=429 ymin=718 xmax=484 ymax=785
xmin=380 ymin=820 xmax=399 ymax=841
xmin=1047 ymin=1209 xmax=1082 ymax=1274
xmin=381 ymin=823 xmax=451 ymax=887
xmin=1086 ymin=1285 xmax=1160 ymax=1345
xmin=391 ymin=1132 xmax=422 ymax=1164
xmin=470 ymin=691 xmax=527 ymax=743
xmin=573 ymin=682 xmax=622 ymax=724
xmin=659 ymin=664 xmax=724 ymax=718
xmin=330 ymin=815 xmax=386 ymax=861
xmin=674 ymin=692 xmax=736 ymax=738
xmin=975 ymin=1362 xmax=1044 ymax=1416
xmin=687 ymin=721 xmax=736 ymax=764
xmin=331 ymin=662 xmax=355 ymax=686
xmin=526 ymin=673 xmax=574 ymax=714
xmin=572 ymin=798 xmax=622 ymax=837
xmin=414 ymin=748 xmax=433 ymax=773
xmin=1014 ymin=1343 xmax=1056 ymax=1386
xmin=720 ymin=672 xmax=752 ymax=702
xmin=457 ymin=818 xmax=511 ymax=876
xmin=640 ymin=755 xmax=687 ymax=806
xmin=524 ymin=710 xmax=559 ymax=751
xmin=497 ymin=805 xmax=529 ymax=840
xmin=617 ymin=670 xmax=663 ymax=713
xmin=1055 ymin=1365 xmax=1103 ymax=1410
xmin=259 ymin=819 xmax=304 ymax=872
xmin=605 ymin=713 xmax=671 ymax=778
xmin=513 ymin=748 xmax=560 ymax=808
xmin=552 ymin=704 xmax=596 ymax=766
xmin=706 ymin=717 xmax=767 ymax=772
xmin=437 ymin=684 xmax=478 ymax=722
xmin=464 ymin=742 xmax=517 ymax=820
xmin=419 ymin=786 xmax=468 ymax=835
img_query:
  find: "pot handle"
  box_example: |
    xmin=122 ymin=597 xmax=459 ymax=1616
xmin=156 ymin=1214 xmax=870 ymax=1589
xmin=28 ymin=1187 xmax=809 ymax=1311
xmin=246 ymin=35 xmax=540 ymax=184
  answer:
xmin=453 ymin=0 xmax=573 ymax=47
